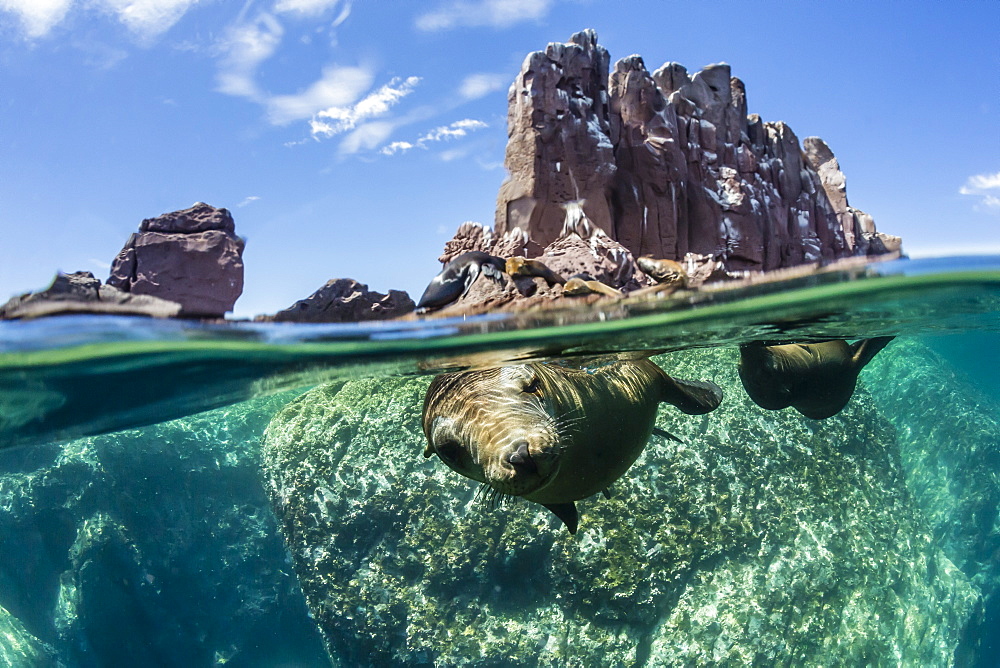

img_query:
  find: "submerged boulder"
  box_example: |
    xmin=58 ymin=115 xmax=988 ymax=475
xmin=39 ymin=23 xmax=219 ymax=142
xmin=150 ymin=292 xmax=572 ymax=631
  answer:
xmin=0 ymin=395 xmax=328 ymax=666
xmin=261 ymin=347 xmax=976 ymax=666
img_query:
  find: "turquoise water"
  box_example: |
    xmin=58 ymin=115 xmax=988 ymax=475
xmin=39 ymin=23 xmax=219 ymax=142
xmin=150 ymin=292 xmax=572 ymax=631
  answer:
xmin=0 ymin=256 xmax=998 ymax=666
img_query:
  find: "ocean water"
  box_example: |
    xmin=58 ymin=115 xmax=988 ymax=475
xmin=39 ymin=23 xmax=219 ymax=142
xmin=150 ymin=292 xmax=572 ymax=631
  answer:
xmin=0 ymin=255 xmax=998 ymax=666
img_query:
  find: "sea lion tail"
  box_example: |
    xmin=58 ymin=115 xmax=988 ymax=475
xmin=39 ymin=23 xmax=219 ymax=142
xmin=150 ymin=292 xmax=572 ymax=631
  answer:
xmin=850 ymin=336 xmax=895 ymax=369
xmin=660 ymin=377 xmax=724 ymax=415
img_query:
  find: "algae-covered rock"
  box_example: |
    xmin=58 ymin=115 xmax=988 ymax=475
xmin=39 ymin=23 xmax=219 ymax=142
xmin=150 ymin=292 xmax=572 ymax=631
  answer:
xmin=0 ymin=392 xmax=327 ymax=666
xmin=262 ymin=347 xmax=978 ymax=666
xmin=866 ymin=339 xmax=1000 ymax=662
xmin=0 ymin=603 xmax=55 ymax=667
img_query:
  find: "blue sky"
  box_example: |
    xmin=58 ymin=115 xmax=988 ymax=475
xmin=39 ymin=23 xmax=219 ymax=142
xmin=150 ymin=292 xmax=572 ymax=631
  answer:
xmin=1 ymin=0 xmax=997 ymax=318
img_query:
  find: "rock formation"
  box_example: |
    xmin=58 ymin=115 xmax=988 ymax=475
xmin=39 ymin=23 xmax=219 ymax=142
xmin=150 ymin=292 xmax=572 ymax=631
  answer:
xmin=107 ymin=202 xmax=245 ymax=317
xmin=487 ymin=29 xmax=900 ymax=274
xmin=264 ymin=278 xmax=415 ymax=323
xmin=0 ymin=271 xmax=181 ymax=320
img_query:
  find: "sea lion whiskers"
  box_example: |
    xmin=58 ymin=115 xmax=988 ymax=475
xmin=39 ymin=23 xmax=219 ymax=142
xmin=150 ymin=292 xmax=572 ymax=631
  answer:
xmin=475 ymin=482 xmax=516 ymax=509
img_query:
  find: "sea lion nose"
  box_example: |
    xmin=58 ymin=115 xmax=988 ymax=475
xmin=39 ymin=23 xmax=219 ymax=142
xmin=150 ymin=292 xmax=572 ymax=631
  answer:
xmin=506 ymin=441 xmax=537 ymax=473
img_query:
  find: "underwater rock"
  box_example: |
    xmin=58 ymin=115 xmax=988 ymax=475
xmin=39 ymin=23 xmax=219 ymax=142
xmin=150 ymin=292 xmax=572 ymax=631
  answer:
xmin=489 ymin=30 xmax=900 ymax=274
xmin=0 ymin=603 xmax=56 ymax=665
xmin=265 ymin=278 xmax=415 ymax=323
xmin=107 ymin=202 xmax=245 ymax=318
xmin=0 ymin=271 xmax=181 ymax=319
xmin=866 ymin=341 xmax=1000 ymax=608
xmin=262 ymin=347 xmax=975 ymax=666
xmin=0 ymin=394 xmax=328 ymax=666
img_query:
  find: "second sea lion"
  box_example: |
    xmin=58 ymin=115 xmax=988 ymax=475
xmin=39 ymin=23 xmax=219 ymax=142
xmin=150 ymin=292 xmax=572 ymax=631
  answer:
xmin=637 ymin=256 xmax=687 ymax=287
xmin=738 ymin=337 xmax=895 ymax=419
xmin=562 ymin=277 xmax=622 ymax=298
xmin=422 ymin=358 xmax=723 ymax=533
xmin=416 ymin=251 xmax=506 ymax=311
xmin=505 ymin=257 xmax=566 ymax=286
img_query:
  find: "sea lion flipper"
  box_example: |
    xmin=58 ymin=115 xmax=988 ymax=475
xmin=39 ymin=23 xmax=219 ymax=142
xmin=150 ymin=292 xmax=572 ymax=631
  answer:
xmin=850 ymin=336 xmax=895 ymax=369
xmin=542 ymin=502 xmax=579 ymax=534
xmin=652 ymin=427 xmax=683 ymax=443
xmin=660 ymin=377 xmax=724 ymax=415
xmin=601 ymin=487 xmax=612 ymax=499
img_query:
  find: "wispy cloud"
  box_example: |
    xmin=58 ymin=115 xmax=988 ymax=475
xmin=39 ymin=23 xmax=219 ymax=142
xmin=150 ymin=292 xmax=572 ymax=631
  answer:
xmin=215 ymin=13 xmax=284 ymax=99
xmin=0 ymin=0 xmax=200 ymax=40
xmin=0 ymin=0 xmax=73 ymax=38
xmin=959 ymin=171 xmax=1000 ymax=212
xmin=380 ymin=119 xmax=488 ymax=155
xmin=458 ymin=72 xmax=508 ymax=100
xmin=415 ymin=0 xmax=553 ymax=31
xmin=268 ymin=64 xmax=375 ymax=125
xmin=339 ymin=121 xmax=395 ymax=155
xmin=274 ymin=0 xmax=349 ymax=19
xmin=98 ymin=0 xmax=201 ymax=41
xmin=310 ymin=76 xmax=420 ymax=138
xmin=237 ymin=195 xmax=261 ymax=207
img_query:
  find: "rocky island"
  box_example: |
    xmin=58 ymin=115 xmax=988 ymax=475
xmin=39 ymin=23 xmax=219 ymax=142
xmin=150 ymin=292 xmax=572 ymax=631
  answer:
xmin=2 ymin=29 xmax=899 ymax=323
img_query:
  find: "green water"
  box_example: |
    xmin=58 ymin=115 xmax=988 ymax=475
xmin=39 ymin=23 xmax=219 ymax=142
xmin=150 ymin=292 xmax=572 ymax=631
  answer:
xmin=0 ymin=256 xmax=998 ymax=666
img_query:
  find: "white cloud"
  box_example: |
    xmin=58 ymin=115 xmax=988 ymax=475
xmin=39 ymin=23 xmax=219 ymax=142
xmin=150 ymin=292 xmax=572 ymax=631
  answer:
xmin=215 ymin=13 xmax=284 ymax=99
xmin=310 ymin=76 xmax=419 ymax=138
xmin=379 ymin=118 xmax=487 ymax=155
xmin=1 ymin=0 xmax=201 ymax=40
xmin=237 ymin=196 xmax=261 ymax=207
xmin=267 ymin=64 xmax=375 ymax=125
xmin=415 ymin=0 xmax=552 ymax=31
xmin=339 ymin=121 xmax=395 ymax=155
xmin=459 ymin=72 xmax=507 ymax=100
xmin=380 ymin=141 xmax=415 ymax=155
xmin=274 ymin=0 xmax=350 ymax=21
xmin=959 ymin=171 xmax=1000 ymax=212
xmin=0 ymin=0 xmax=73 ymax=38
xmin=98 ymin=0 xmax=200 ymax=40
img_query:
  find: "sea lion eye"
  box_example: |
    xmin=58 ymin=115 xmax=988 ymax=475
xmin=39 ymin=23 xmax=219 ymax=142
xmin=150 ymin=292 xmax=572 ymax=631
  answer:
xmin=435 ymin=439 xmax=464 ymax=466
xmin=523 ymin=376 xmax=542 ymax=396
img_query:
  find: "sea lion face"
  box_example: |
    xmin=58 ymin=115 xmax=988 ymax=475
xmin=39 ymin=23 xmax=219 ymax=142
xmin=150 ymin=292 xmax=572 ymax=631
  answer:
xmin=423 ymin=365 xmax=565 ymax=497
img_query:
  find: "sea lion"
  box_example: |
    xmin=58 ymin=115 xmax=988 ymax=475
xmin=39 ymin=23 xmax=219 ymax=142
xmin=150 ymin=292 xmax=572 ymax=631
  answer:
xmin=422 ymin=359 xmax=723 ymax=533
xmin=505 ymin=257 xmax=566 ymax=286
xmin=562 ymin=277 xmax=622 ymax=298
xmin=637 ymin=256 xmax=687 ymax=287
xmin=416 ymin=251 xmax=506 ymax=311
xmin=738 ymin=337 xmax=895 ymax=419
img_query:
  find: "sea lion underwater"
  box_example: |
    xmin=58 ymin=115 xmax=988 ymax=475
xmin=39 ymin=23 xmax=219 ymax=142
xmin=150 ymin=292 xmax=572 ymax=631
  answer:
xmin=738 ymin=337 xmax=895 ymax=420
xmin=422 ymin=358 xmax=723 ymax=533
xmin=416 ymin=251 xmax=507 ymax=311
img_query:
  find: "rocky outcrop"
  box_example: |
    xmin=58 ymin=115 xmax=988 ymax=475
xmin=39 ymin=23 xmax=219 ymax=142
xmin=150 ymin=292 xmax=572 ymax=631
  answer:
xmin=261 ymin=347 xmax=976 ymax=666
xmin=495 ymin=29 xmax=616 ymax=254
xmin=0 ymin=271 xmax=181 ymax=319
xmin=491 ymin=30 xmax=899 ymax=273
xmin=108 ymin=203 xmax=245 ymax=317
xmin=264 ymin=278 xmax=415 ymax=323
xmin=803 ymin=136 xmax=902 ymax=255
